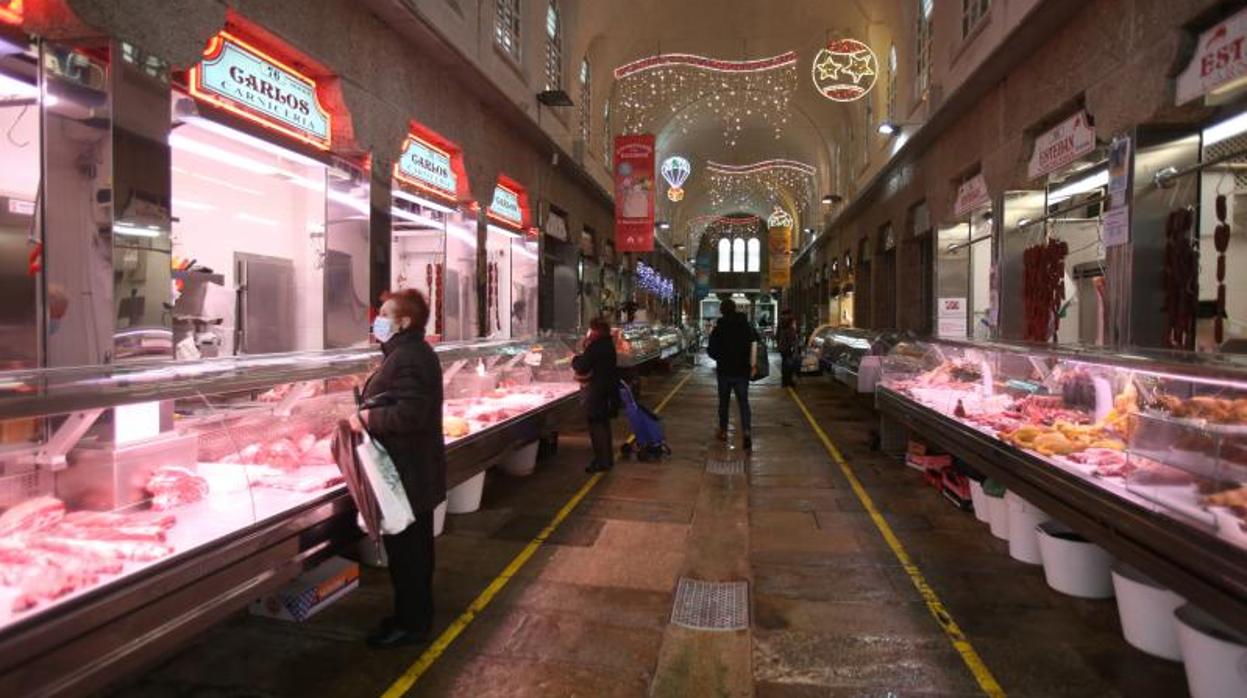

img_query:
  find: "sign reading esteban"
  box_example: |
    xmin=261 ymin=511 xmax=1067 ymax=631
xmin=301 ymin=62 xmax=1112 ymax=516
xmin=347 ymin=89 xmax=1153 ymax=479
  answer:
xmin=190 ymin=32 xmax=332 ymax=150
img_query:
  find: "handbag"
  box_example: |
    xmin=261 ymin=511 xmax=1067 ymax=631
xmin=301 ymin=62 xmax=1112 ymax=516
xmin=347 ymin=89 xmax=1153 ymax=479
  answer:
xmin=355 ymin=428 xmax=416 ymax=535
xmin=751 ymin=328 xmax=771 ymax=382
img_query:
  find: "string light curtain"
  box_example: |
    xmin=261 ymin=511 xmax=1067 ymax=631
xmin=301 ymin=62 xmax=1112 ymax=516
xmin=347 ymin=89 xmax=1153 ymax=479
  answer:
xmin=705 ymin=159 xmax=816 ymax=216
xmin=612 ymin=52 xmax=799 ymax=146
xmin=579 ymin=57 xmax=591 ymax=143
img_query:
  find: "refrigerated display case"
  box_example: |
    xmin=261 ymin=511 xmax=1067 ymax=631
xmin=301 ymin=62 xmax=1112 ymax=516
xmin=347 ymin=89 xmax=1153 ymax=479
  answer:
xmin=655 ymin=326 xmax=683 ymax=360
xmin=616 ymin=324 xmax=661 ymax=368
xmin=876 ymin=337 xmax=1247 ymax=628
xmin=0 ymin=338 xmax=579 ymax=695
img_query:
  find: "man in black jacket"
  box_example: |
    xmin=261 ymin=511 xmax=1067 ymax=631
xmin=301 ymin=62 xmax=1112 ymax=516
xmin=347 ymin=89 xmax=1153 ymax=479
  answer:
xmin=707 ymin=298 xmax=756 ymax=450
xmin=350 ymin=289 xmax=445 ymax=648
xmin=572 ymin=316 xmax=619 ymax=472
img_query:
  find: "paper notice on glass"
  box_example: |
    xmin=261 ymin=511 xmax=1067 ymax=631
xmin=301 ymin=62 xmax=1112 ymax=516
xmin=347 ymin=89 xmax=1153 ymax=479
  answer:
xmin=937 ymin=318 xmax=968 ymax=338
xmin=1103 ymin=206 xmax=1130 ymax=248
xmin=1108 ymin=136 xmax=1131 ymax=209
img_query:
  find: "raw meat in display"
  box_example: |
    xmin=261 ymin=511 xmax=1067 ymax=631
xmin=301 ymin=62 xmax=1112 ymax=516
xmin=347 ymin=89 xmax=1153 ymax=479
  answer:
xmin=145 ymin=466 xmax=210 ymax=511
xmin=61 ymin=510 xmax=177 ymax=531
xmin=302 ymin=437 xmax=335 ymax=465
xmin=30 ymin=535 xmax=175 ymax=563
xmin=1204 ymin=486 xmax=1247 ymax=509
xmin=258 ymin=439 xmax=303 ymax=470
xmin=0 ymin=496 xmax=66 ymax=537
xmin=443 ymin=416 xmax=470 ymax=438
xmin=1067 ymin=448 xmax=1129 ymax=470
xmin=252 ymin=472 xmax=345 ymax=493
xmin=1152 ymin=394 xmax=1247 ymax=425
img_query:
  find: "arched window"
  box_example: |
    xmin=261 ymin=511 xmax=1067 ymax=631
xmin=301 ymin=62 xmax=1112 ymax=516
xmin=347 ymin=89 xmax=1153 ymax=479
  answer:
xmin=579 ymin=57 xmax=591 ymax=144
xmin=494 ymin=0 xmax=521 ymax=62
xmin=545 ymin=1 xmax=563 ymax=90
xmin=718 ymin=238 xmax=731 ymax=272
xmin=732 ymin=238 xmax=746 ymax=272
xmin=746 ymin=238 xmax=761 ymax=272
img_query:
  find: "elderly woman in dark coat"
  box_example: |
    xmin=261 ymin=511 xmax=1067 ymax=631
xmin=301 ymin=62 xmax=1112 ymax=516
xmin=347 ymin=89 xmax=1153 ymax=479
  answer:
xmin=349 ymin=288 xmax=446 ymax=648
xmin=572 ymin=316 xmax=619 ymax=473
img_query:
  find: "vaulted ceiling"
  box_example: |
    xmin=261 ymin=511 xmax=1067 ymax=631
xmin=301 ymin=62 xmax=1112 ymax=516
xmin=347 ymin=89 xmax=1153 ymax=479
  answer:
xmin=578 ymin=0 xmax=902 ymax=256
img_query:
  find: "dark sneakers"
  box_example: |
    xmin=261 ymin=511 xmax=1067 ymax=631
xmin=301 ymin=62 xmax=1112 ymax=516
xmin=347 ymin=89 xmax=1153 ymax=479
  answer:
xmin=367 ymin=625 xmax=430 ymax=648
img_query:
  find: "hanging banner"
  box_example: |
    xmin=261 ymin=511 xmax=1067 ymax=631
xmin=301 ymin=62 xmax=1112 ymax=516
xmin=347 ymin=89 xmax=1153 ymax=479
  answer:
xmin=953 ymin=174 xmax=990 ymax=218
xmin=0 ymin=0 xmax=22 ymax=25
xmin=695 ymin=251 xmax=711 ymax=299
xmin=614 ymin=134 xmax=656 ymax=252
xmin=768 ymin=225 xmax=793 ymax=286
xmin=1027 ymin=111 xmax=1096 ymax=180
xmin=190 ymin=32 xmax=333 ymax=150
xmin=1176 ymin=6 xmax=1247 ymax=105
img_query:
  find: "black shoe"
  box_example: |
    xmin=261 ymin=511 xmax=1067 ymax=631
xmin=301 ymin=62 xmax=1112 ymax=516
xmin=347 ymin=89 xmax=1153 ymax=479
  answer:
xmin=367 ymin=626 xmax=430 ymax=648
xmin=743 ymin=434 xmax=753 ymax=451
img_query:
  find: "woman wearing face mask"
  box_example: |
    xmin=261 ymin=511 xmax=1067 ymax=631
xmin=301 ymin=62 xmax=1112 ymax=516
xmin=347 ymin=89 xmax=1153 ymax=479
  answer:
xmin=572 ymin=316 xmax=619 ymax=473
xmin=349 ymin=289 xmax=446 ymax=648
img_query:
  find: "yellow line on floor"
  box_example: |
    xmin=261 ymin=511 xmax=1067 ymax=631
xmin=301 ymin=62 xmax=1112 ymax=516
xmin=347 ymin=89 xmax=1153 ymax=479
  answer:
xmin=787 ymin=388 xmax=1006 ymax=698
xmin=381 ymin=370 xmax=694 ymax=697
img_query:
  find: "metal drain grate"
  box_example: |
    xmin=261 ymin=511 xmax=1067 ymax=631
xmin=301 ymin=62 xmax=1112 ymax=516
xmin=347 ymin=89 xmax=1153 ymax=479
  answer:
xmin=670 ymin=577 xmax=749 ymax=631
xmin=706 ymin=456 xmax=747 ymax=475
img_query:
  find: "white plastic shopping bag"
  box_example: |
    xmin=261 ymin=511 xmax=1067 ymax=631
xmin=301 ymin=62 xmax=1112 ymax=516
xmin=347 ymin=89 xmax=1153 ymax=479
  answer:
xmin=355 ymin=431 xmax=415 ymax=535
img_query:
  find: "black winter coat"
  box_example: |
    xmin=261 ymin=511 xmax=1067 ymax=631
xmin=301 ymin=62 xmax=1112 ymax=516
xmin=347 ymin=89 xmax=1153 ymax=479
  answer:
xmin=571 ymin=333 xmax=619 ymax=421
xmin=708 ymin=312 xmax=755 ymax=378
xmin=361 ymin=328 xmax=447 ymax=514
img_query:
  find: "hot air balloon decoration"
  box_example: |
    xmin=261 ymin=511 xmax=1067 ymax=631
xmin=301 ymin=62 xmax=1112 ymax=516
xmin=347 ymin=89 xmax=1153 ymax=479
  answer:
xmin=661 ymin=156 xmax=691 ymax=202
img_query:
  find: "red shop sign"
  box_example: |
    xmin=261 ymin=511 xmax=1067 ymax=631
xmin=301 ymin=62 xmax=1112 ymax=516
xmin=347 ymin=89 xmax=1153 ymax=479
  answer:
xmin=614 ymin=133 xmax=656 ymax=253
xmin=1028 ymin=111 xmax=1095 ymax=180
xmin=0 ymin=0 xmax=22 ymax=25
xmin=1176 ymin=6 xmax=1247 ymax=105
xmin=487 ymin=174 xmax=534 ymax=234
xmin=394 ymin=122 xmax=471 ymax=204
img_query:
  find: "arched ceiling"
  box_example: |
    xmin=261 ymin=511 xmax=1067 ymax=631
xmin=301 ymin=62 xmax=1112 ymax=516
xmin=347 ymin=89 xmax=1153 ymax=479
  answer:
xmin=578 ymin=0 xmax=898 ymax=256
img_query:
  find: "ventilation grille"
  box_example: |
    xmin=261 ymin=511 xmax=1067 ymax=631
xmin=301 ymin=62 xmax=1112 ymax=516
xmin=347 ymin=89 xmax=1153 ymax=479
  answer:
xmin=670 ymin=577 xmax=749 ymax=631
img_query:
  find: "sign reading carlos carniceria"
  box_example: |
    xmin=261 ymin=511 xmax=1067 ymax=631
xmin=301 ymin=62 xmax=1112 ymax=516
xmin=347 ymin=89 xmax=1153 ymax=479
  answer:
xmin=397 ymin=136 xmax=458 ymax=197
xmin=191 ymin=32 xmax=332 ymax=149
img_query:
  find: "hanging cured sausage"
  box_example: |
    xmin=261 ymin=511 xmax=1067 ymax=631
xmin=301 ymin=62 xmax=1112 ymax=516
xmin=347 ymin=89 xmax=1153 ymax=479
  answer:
xmin=1162 ymin=207 xmax=1197 ymax=348
xmin=1023 ymin=238 xmax=1068 ymax=342
xmin=1215 ymin=194 xmax=1230 ymax=345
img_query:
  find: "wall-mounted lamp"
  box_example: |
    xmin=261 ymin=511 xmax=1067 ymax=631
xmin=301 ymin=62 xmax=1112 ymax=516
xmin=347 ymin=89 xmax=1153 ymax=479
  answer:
xmin=877 ymin=120 xmax=919 ymax=136
xmin=821 ymin=194 xmax=843 ymax=205
xmin=656 ymin=221 xmax=671 ymax=231
xmin=536 ymin=89 xmax=574 ymax=107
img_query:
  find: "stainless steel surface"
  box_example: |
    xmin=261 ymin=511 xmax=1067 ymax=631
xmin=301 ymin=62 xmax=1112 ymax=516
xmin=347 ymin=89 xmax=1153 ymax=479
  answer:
xmin=235 ymin=253 xmax=296 ymax=355
xmin=0 ymin=43 xmax=40 ymax=371
xmin=42 ymin=39 xmax=114 ymax=367
xmin=997 ymin=190 xmax=1046 ymax=341
xmin=59 ymin=431 xmax=197 ymax=510
xmin=110 ymin=40 xmax=172 ymax=362
xmin=324 ymin=160 xmax=370 ymax=349
xmin=1125 ymin=127 xmax=1201 ymax=349
xmin=1153 ymin=144 xmax=1247 ymax=188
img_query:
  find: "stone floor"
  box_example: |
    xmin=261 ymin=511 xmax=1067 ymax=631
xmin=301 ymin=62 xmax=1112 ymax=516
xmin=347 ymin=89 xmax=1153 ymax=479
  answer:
xmin=111 ymin=359 xmax=1191 ymax=697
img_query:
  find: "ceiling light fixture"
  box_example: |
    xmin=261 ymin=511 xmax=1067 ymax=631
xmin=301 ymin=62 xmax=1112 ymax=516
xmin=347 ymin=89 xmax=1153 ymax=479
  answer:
xmin=821 ymin=194 xmax=843 ymax=205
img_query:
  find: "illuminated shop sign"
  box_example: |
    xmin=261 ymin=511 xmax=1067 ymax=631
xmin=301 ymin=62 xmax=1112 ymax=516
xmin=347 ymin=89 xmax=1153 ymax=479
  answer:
xmin=396 ymin=135 xmax=458 ymax=199
xmin=1028 ymin=110 xmax=1095 ymax=180
xmin=0 ymin=0 xmax=21 ymax=25
xmin=1176 ymin=6 xmax=1247 ymax=105
xmin=489 ymin=184 xmax=524 ymax=227
xmin=189 ymin=32 xmax=332 ymax=150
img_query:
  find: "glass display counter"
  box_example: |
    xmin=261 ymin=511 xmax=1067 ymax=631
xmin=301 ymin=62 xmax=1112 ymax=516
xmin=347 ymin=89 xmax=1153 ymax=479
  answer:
xmin=876 ymin=337 xmax=1247 ymax=628
xmin=0 ymin=338 xmax=579 ymax=693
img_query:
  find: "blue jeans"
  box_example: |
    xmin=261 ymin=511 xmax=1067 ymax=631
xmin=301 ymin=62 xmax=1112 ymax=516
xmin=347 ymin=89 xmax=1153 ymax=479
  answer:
xmin=717 ymin=374 xmax=752 ymax=434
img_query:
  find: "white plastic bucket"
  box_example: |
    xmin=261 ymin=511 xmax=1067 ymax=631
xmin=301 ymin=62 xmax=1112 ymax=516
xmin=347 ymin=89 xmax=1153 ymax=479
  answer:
xmin=970 ymin=480 xmax=989 ymax=523
xmin=1175 ymin=604 xmax=1247 ymax=698
xmin=1006 ymin=492 xmax=1048 ymax=564
xmin=433 ymin=500 xmax=448 ymax=536
xmin=501 ymin=441 xmax=540 ymax=476
xmin=987 ymin=491 xmax=1009 ymax=540
xmin=1036 ymin=521 xmax=1114 ymax=598
xmin=1111 ymin=563 xmax=1184 ymax=661
xmin=447 ymin=472 xmax=486 ymax=514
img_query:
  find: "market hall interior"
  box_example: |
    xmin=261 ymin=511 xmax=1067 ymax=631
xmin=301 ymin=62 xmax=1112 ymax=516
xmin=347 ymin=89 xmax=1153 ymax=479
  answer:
xmin=2 ymin=0 xmax=1247 ymax=697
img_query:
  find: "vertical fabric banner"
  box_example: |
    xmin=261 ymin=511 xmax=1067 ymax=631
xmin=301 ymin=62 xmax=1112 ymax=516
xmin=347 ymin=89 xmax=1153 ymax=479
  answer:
xmin=768 ymin=225 xmax=793 ymax=286
xmin=695 ymin=250 xmax=711 ymax=299
xmin=614 ymin=134 xmax=656 ymax=252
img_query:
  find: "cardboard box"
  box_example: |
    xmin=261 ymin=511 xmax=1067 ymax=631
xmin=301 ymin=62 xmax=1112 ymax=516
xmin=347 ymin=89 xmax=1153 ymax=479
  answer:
xmin=250 ymin=557 xmax=360 ymax=622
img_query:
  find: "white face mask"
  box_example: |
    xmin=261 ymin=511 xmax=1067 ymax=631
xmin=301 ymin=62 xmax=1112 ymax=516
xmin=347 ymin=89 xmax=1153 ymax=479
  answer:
xmin=372 ymin=316 xmax=395 ymax=343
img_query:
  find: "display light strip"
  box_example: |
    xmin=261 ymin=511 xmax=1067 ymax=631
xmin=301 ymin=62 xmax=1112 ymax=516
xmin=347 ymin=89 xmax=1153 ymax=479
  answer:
xmin=0 ymin=0 xmax=22 ymax=25
xmin=393 ymin=187 xmax=456 ymax=214
xmin=614 ymin=51 xmax=797 ymax=79
xmin=706 ymin=159 xmax=816 ymax=176
xmin=188 ymin=31 xmax=333 ymax=151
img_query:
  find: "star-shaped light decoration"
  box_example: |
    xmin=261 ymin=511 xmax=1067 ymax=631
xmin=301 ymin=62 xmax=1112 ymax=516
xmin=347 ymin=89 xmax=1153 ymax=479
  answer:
xmin=811 ymin=38 xmax=878 ymax=103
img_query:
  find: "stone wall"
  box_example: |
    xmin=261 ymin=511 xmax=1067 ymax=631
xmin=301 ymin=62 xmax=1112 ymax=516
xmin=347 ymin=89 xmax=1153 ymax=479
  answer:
xmin=798 ymin=0 xmax=1232 ymax=333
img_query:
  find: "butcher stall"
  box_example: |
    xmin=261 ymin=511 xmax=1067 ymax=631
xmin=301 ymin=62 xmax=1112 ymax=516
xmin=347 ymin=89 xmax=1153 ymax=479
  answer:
xmin=0 ymin=338 xmax=580 ymax=696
